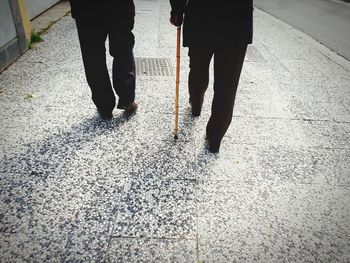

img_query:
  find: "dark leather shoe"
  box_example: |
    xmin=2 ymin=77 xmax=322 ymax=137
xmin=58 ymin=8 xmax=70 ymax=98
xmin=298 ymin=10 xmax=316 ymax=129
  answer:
xmin=124 ymin=102 xmax=138 ymax=113
xmin=97 ymin=109 xmax=113 ymax=120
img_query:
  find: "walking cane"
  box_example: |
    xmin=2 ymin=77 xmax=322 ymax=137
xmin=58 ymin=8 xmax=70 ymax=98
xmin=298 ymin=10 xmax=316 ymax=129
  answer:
xmin=174 ymin=26 xmax=181 ymax=140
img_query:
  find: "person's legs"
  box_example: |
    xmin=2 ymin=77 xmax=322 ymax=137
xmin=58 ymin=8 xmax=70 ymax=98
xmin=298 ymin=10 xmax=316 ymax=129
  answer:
xmin=206 ymin=45 xmax=247 ymax=152
xmin=188 ymin=47 xmax=214 ymax=116
xmin=108 ymin=20 xmax=136 ymax=109
xmin=75 ymin=20 xmax=115 ymax=115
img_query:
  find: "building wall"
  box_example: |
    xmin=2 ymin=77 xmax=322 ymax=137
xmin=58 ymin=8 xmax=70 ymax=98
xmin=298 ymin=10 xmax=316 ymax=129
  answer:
xmin=0 ymin=0 xmax=27 ymax=72
xmin=0 ymin=0 xmax=17 ymax=48
xmin=0 ymin=0 xmax=60 ymax=72
xmin=25 ymin=0 xmax=60 ymax=19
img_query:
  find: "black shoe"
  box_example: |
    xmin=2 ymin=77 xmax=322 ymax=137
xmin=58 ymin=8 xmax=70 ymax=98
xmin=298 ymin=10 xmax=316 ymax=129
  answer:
xmin=97 ymin=109 xmax=113 ymax=120
xmin=205 ymin=137 xmax=221 ymax=153
xmin=208 ymin=141 xmax=220 ymax=153
xmin=189 ymin=100 xmax=201 ymax=117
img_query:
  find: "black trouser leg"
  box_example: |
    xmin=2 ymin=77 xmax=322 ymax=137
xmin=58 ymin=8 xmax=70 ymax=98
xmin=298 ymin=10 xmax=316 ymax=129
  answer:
xmin=109 ymin=26 xmax=136 ymax=108
xmin=188 ymin=47 xmax=214 ymax=114
xmin=206 ymin=46 xmax=247 ymax=144
xmin=75 ymin=21 xmax=115 ymax=112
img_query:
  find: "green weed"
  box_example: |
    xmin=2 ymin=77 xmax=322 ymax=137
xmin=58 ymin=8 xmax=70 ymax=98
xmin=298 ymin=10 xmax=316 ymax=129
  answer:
xmin=24 ymin=93 xmax=35 ymax=101
xmin=28 ymin=32 xmax=44 ymax=49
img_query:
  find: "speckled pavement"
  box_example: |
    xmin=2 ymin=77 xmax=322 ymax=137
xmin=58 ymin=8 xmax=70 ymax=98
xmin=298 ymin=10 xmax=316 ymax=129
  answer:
xmin=1 ymin=1 xmax=350 ymax=262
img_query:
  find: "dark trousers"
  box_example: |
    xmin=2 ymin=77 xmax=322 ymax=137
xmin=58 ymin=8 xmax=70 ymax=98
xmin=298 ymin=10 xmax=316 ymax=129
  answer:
xmin=75 ymin=18 xmax=136 ymax=112
xmin=188 ymin=46 xmax=247 ymax=144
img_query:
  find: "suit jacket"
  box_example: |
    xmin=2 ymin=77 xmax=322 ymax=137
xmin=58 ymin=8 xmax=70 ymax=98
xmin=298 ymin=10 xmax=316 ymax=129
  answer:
xmin=170 ymin=0 xmax=253 ymax=47
xmin=69 ymin=0 xmax=135 ymax=21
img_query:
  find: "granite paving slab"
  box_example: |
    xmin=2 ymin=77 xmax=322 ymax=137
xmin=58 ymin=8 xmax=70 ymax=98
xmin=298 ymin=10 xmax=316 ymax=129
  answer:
xmin=234 ymin=97 xmax=288 ymax=119
xmin=305 ymin=49 xmax=350 ymax=84
xmin=112 ymin=179 xmax=196 ymax=239
xmin=197 ymin=180 xmax=283 ymax=263
xmin=279 ymin=227 xmax=350 ymax=263
xmin=299 ymin=120 xmax=349 ymax=149
xmin=225 ymin=117 xmax=309 ymax=148
xmin=0 ymin=172 xmax=128 ymax=262
xmin=194 ymin=144 xmax=260 ymax=183
xmin=131 ymin=140 xmax=196 ymax=180
xmin=256 ymin=145 xmax=329 ymax=185
xmin=282 ymin=99 xmax=332 ymax=121
xmin=104 ymin=237 xmax=197 ymax=263
xmin=128 ymin=110 xmax=201 ymax=143
xmin=269 ymin=183 xmax=350 ymax=234
xmin=134 ymin=0 xmax=161 ymax=58
xmin=279 ymin=59 xmax=330 ymax=86
xmin=133 ymin=78 xmax=190 ymax=115
xmin=312 ymin=148 xmax=350 ymax=186
xmin=323 ymin=102 xmax=350 ymax=123
xmin=328 ymin=85 xmax=350 ymax=106
xmin=269 ymin=183 xmax=350 ymax=262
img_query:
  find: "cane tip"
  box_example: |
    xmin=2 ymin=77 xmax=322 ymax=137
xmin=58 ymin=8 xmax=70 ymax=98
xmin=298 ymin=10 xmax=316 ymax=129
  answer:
xmin=174 ymin=134 xmax=179 ymax=140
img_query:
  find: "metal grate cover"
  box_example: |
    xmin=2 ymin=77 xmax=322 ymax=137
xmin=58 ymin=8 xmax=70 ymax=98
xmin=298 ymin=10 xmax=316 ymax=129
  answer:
xmin=135 ymin=58 xmax=173 ymax=77
xmin=246 ymin=46 xmax=266 ymax=62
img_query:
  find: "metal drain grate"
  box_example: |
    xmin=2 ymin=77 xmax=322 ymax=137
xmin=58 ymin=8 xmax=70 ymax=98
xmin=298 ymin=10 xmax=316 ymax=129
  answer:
xmin=135 ymin=58 xmax=173 ymax=77
xmin=246 ymin=46 xmax=266 ymax=62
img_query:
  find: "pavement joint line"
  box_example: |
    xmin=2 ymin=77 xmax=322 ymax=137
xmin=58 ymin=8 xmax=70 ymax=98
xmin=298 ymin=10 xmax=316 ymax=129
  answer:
xmin=333 ymin=120 xmax=350 ymax=124
xmin=128 ymin=177 xmax=198 ymax=182
xmin=231 ymin=116 xmax=341 ymax=122
xmin=194 ymin=154 xmax=200 ymax=262
xmin=220 ymin=141 xmax=350 ymax=150
xmin=232 ymin=115 xmax=286 ymax=120
xmin=290 ymin=118 xmax=338 ymax=122
xmin=103 ymin=179 xmax=134 ymax=262
xmin=109 ymin=236 xmax=197 ymax=241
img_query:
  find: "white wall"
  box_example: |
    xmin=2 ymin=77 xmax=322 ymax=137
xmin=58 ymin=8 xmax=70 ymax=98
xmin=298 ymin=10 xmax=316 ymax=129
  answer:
xmin=0 ymin=0 xmax=17 ymax=47
xmin=25 ymin=0 xmax=60 ymax=19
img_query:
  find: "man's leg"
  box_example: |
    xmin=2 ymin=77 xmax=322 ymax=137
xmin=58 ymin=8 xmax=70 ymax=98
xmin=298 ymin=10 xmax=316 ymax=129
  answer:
xmin=206 ymin=45 xmax=247 ymax=151
xmin=75 ymin=20 xmax=116 ymax=114
xmin=188 ymin=47 xmax=214 ymax=116
xmin=109 ymin=22 xmax=136 ymax=109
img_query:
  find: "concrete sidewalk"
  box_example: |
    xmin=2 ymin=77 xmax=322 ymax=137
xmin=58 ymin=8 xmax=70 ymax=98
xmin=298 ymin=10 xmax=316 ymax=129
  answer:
xmin=1 ymin=0 xmax=349 ymax=262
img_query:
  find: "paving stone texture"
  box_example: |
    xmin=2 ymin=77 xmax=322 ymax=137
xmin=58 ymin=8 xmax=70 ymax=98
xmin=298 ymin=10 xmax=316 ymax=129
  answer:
xmin=1 ymin=0 xmax=350 ymax=262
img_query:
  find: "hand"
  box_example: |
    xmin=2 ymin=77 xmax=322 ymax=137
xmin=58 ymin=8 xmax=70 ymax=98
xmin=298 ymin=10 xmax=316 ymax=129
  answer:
xmin=170 ymin=15 xmax=183 ymax=27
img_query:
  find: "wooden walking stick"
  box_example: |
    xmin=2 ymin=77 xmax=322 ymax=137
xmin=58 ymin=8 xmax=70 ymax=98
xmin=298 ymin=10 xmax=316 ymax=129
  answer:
xmin=174 ymin=26 xmax=181 ymax=140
